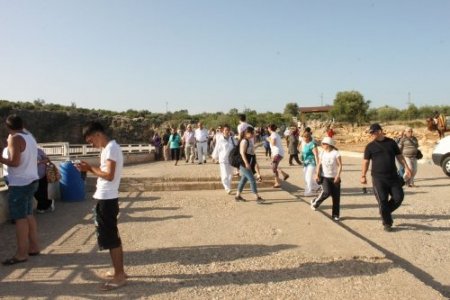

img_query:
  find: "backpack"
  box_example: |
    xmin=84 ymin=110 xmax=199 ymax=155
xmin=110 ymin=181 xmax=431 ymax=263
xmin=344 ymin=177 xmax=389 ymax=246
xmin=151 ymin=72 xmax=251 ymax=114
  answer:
xmin=228 ymin=138 xmax=244 ymax=168
xmin=46 ymin=162 xmax=61 ymax=183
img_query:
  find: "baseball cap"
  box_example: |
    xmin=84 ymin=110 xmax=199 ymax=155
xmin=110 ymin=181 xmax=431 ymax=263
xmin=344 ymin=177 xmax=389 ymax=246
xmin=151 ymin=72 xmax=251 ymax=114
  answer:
xmin=369 ymin=123 xmax=382 ymax=134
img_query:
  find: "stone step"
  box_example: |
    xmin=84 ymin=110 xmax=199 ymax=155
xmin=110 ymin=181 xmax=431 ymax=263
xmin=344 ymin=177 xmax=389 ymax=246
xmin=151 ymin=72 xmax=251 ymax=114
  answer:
xmin=86 ymin=177 xmax=274 ymax=192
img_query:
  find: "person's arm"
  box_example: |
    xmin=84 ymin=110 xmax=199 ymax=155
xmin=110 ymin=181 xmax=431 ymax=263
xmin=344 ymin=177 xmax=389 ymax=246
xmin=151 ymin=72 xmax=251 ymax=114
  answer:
xmin=315 ymin=153 xmax=322 ymax=181
xmin=312 ymin=145 xmax=319 ymax=166
xmin=0 ymin=135 xmax=24 ymax=167
xmin=361 ymin=159 xmax=369 ymax=184
xmin=335 ymin=155 xmax=342 ymax=183
xmin=77 ymin=159 xmax=116 ymax=181
xmin=396 ymin=154 xmax=412 ymax=178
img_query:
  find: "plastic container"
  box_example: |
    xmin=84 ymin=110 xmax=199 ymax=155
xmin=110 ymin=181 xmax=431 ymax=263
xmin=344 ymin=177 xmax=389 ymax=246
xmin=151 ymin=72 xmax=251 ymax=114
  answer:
xmin=59 ymin=161 xmax=85 ymax=202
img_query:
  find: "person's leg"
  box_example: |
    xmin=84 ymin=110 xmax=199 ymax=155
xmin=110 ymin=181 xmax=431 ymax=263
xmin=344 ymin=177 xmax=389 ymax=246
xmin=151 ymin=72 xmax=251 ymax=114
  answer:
xmin=236 ymin=166 xmax=248 ymax=197
xmin=289 ymin=154 xmax=294 ymax=165
xmin=331 ymin=179 xmax=341 ymax=218
xmin=388 ymin=181 xmax=404 ymax=213
xmin=35 ymin=177 xmax=51 ymax=211
xmin=202 ymin=143 xmax=208 ymax=162
xmin=410 ymin=157 xmax=418 ymax=185
xmin=27 ymin=215 xmax=40 ymax=254
xmin=109 ymin=246 xmax=126 ymax=282
xmin=304 ymin=165 xmax=312 ymax=194
xmin=293 ymin=154 xmax=302 ymax=165
xmin=312 ymin=177 xmax=331 ymax=208
xmin=175 ymin=148 xmax=180 ymax=165
xmin=224 ymin=163 xmax=233 ymax=191
xmin=272 ymin=156 xmax=281 ymax=186
xmin=197 ymin=143 xmax=203 ymax=163
xmin=372 ymin=178 xmax=393 ymax=227
xmin=219 ymin=163 xmax=229 ymax=191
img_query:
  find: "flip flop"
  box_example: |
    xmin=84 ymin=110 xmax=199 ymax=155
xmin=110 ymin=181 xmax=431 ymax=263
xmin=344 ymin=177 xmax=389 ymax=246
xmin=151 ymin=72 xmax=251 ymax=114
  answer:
xmin=2 ymin=257 xmax=27 ymax=266
xmin=100 ymin=280 xmax=127 ymax=291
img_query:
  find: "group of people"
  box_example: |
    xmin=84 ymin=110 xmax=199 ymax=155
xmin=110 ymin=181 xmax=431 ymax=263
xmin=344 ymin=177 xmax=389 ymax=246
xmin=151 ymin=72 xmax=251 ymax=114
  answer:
xmin=0 ymin=112 xmax=416 ymax=293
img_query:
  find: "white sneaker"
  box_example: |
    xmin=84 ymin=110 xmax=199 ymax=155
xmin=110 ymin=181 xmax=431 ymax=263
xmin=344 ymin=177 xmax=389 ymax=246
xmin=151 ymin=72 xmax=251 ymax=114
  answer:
xmin=333 ymin=216 xmax=340 ymax=221
xmin=310 ymin=199 xmax=317 ymax=211
xmin=49 ymin=199 xmax=55 ymax=212
xmin=36 ymin=209 xmax=46 ymax=214
xmin=226 ymin=189 xmax=232 ymax=195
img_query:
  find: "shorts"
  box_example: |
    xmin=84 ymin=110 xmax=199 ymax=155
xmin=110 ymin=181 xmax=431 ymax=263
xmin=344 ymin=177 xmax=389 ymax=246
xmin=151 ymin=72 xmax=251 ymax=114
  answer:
xmin=94 ymin=199 xmax=122 ymax=251
xmin=271 ymin=154 xmax=283 ymax=174
xmin=8 ymin=181 xmax=39 ymax=220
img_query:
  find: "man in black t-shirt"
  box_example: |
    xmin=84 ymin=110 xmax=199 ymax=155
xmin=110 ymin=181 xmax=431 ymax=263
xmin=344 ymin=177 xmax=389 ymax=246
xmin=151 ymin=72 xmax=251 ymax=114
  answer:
xmin=361 ymin=123 xmax=411 ymax=232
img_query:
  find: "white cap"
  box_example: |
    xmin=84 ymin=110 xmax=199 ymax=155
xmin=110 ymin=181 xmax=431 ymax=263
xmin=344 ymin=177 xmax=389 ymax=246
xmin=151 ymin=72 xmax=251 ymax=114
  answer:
xmin=321 ymin=136 xmax=335 ymax=147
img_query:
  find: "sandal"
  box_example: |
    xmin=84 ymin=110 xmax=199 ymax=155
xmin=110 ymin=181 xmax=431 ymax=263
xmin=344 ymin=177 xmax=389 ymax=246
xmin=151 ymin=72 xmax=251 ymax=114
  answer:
xmin=283 ymin=174 xmax=290 ymax=181
xmin=104 ymin=271 xmax=129 ymax=279
xmin=99 ymin=280 xmax=127 ymax=291
xmin=2 ymin=257 xmax=27 ymax=266
xmin=256 ymin=176 xmax=263 ymax=183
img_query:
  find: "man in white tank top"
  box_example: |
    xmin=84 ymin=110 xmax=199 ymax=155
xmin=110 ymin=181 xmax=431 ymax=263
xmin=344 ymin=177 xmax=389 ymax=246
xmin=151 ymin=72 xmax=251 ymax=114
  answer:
xmin=0 ymin=115 xmax=40 ymax=266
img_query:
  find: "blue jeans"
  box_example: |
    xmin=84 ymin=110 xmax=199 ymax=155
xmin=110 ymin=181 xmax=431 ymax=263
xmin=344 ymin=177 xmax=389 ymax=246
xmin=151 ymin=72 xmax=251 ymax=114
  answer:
xmin=237 ymin=166 xmax=258 ymax=194
xmin=8 ymin=180 xmax=39 ymax=220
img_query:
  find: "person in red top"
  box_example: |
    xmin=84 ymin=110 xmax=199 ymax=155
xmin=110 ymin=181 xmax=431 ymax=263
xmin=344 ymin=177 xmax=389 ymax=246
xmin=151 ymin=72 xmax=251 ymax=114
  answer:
xmin=326 ymin=125 xmax=335 ymax=138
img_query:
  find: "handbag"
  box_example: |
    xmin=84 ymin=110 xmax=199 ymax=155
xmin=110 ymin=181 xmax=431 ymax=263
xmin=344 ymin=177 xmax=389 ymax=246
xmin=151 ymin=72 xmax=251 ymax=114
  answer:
xmin=46 ymin=162 xmax=61 ymax=183
xmin=416 ymin=150 xmax=423 ymax=160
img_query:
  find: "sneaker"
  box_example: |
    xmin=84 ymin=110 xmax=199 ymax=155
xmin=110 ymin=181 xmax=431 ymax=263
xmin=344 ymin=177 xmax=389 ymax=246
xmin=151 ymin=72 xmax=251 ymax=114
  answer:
xmin=49 ymin=200 xmax=55 ymax=212
xmin=36 ymin=209 xmax=46 ymax=214
xmin=226 ymin=189 xmax=232 ymax=195
xmin=310 ymin=199 xmax=317 ymax=210
xmin=332 ymin=216 xmax=340 ymax=221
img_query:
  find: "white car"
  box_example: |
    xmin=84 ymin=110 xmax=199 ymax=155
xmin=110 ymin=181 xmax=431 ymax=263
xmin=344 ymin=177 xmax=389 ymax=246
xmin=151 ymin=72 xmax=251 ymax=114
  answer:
xmin=432 ymin=136 xmax=450 ymax=177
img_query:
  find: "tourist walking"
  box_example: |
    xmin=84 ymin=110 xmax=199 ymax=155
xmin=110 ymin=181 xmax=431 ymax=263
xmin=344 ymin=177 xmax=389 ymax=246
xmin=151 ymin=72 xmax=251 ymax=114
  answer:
xmin=1 ymin=115 xmax=40 ymax=265
xmin=361 ymin=123 xmax=411 ymax=232
xmin=195 ymin=122 xmax=209 ymax=164
xmin=288 ymin=126 xmax=302 ymax=166
xmin=311 ymin=137 xmax=342 ymax=221
xmin=35 ymin=148 xmax=55 ymax=213
xmin=267 ymin=124 xmax=289 ymax=188
xmin=75 ymin=121 xmax=127 ymax=290
xmin=302 ymin=131 xmax=320 ymax=196
xmin=261 ymin=129 xmax=271 ymax=159
xmin=399 ymin=127 xmax=419 ymax=187
xmin=151 ymin=133 xmax=162 ymax=161
xmin=168 ymin=128 xmax=181 ymax=166
xmin=162 ymin=128 xmax=171 ymax=161
xmin=235 ymin=127 xmax=264 ymax=203
xmin=182 ymin=124 xmax=196 ymax=163
xmin=212 ymin=125 xmax=234 ymax=194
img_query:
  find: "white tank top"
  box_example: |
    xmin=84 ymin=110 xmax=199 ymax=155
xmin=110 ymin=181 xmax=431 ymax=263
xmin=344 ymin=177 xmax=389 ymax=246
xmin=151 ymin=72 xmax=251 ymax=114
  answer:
xmin=4 ymin=132 xmax=39 ymax=186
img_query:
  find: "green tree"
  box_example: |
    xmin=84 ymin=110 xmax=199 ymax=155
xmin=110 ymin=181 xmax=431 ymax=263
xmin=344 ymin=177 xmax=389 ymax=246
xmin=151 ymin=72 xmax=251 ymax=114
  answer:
xmin=283 ymin=102 xmax=299 ymax=118
xmin=377 ymin=106 xmax=400 ymax=122
xmin=331 ymin=91 xmax=370 ymax=126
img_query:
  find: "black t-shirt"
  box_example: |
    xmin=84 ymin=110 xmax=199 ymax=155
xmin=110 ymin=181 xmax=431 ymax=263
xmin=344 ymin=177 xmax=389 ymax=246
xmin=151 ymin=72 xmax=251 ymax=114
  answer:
xmin=364 ymin=137 xmax=401 ymax=178
xmin=162 ymin=133 xmax=170 ymax=146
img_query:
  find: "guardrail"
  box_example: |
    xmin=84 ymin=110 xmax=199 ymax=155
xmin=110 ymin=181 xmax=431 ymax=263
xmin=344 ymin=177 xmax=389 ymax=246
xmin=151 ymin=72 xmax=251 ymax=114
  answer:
xmin=38 ymin=142 xmax=155 ymax=158
xmin=0 ymin=142 xmax=156 ymax=180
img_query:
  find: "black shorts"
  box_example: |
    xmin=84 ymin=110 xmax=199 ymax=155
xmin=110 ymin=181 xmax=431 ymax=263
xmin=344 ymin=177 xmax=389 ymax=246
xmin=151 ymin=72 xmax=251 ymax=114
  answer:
xmin=94 ymin=199 xmax=122 ymax=251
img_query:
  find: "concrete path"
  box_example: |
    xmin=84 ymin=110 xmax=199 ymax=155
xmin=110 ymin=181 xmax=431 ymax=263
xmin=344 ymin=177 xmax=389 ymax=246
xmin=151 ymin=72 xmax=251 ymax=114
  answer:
xmin=0 ymin=147 xmax=448 ymax=299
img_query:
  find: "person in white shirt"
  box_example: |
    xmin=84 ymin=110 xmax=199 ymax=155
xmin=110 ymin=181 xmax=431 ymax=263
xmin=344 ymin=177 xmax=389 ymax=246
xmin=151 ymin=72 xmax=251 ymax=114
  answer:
xmin=76 ymin=122 xmax=127 ymax=291
xmin=195 ymin=122 xmax=209 ymax=164
xmin=182 ymin=124 xmax=196 ymax=163
xmin=267 ymin=124 xmax=289 ymax=188
xmin=311 ymin=137 xmax=342 ymax=221
xmin=0 ymin=115 xmax=40 ymax=266
xmin=212 ymin=124 xmax=235 ymax=194
xmin=237 ymin=114 xmax=250 ymax=139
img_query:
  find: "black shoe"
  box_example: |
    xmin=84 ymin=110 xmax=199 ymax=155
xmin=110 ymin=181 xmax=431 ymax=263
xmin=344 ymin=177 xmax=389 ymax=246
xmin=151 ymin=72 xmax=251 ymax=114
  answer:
xmin=383 ymin=225 xmax=393 ymax=232
xmin=235 ymin=195 xmax=246 ymax=202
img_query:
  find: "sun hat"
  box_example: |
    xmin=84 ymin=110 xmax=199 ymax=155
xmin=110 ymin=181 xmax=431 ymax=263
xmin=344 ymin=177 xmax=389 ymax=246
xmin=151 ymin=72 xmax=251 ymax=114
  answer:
xmin=321 ymin=136 xmax=335 ymax=147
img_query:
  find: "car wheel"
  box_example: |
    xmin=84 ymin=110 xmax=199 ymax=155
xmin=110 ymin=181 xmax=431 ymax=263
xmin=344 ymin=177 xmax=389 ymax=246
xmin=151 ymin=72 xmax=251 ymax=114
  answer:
xmin=442 ymin=156 xmax=450 ymax=177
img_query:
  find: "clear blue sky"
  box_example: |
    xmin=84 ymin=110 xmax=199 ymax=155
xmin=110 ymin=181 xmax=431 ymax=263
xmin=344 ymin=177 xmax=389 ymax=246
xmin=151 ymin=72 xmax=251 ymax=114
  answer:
xmin=1 ymin=0 xmax=449 ymax=114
